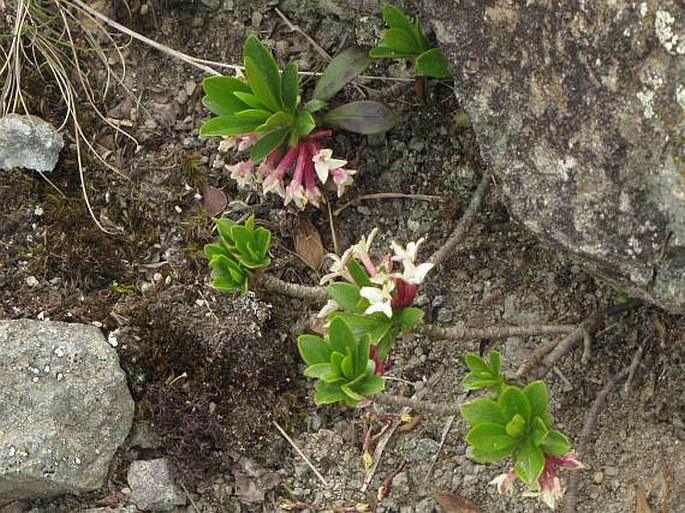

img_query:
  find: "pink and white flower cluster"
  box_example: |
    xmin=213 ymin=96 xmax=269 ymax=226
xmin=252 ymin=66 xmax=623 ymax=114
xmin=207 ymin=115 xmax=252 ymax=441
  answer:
xmin=318 ymin=228 xmax=434 ymax=319
xmin=490 ymin=451 xmax=584 ymax=510
xmin=219 ymin=130 xmax=356 ymax=209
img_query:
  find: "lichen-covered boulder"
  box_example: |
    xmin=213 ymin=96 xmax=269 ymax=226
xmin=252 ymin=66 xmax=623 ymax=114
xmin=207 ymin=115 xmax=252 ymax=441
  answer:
xmin=423 ymin=0 xmax=685 ymax=313
xmin=0 ymin=320 xmax=134 ymax=503
xmin=0 ymin=114 xmax=64 ymax=173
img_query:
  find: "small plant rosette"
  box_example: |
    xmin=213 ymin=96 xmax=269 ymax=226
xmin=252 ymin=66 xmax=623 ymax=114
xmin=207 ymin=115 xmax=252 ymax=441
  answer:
xmin=460 ymin=351 xmax=583 ymax=510
xmin=298 ymin=316 xmax=385 ymax=406
xmin=201 ymin=37 xmax=395 ymax=209
xmin=369 ymin=3 xmax=451 ymax=78
xmin=204 ymin=215 xmax=271 ymax=293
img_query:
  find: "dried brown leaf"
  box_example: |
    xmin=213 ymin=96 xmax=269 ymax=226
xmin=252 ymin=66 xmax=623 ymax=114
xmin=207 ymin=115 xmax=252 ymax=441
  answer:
xmin=435 ymin=490 xmax=480 ymax=513
xmin=294 ymin=216 xmax=324 ymax=270
xmin=397 ymin=413 xmax=423 ymax=432
xmin=635 ymin=485 xmax=653 ymax=513
xmin=202 ymin=184 xmax=227 ymax=217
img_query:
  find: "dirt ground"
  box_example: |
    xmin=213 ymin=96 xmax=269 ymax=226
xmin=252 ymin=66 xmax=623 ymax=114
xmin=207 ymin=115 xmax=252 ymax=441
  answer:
xmin=1 ymin=1 xmax=684 ymax=512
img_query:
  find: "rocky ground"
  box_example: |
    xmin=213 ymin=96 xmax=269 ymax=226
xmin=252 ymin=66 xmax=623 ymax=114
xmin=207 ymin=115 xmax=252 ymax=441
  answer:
xmin=1 ymin=1 xmax=684 ymax=512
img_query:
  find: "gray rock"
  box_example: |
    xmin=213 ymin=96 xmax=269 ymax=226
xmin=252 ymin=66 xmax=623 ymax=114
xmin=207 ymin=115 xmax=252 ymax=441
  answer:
xmin=127 ymin=459 xmax=186 ymax=511
xmin=0 ymin=320 xmax=134 ymax=504
xmin=0 ymin=114 xmax=64 ymax=172
xmin=423 ymin=1 xmax=685 ymax=314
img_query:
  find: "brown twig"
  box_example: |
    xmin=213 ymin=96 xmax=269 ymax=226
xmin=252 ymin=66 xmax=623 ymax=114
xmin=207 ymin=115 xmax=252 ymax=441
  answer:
xmin=373 ymin=393 xmax=459 ymax=416
xmin=563 ymin=344 xmax=645 ymax=513
xmin=259 ymin=274 xmax=327 ymax=302
xmin=414 ymin=322 xmax=575 ymax=341
xmin=428 ymin=170 xmax=492 ymax=268
xmin=517 ymin=299 xmax=642 ymax=380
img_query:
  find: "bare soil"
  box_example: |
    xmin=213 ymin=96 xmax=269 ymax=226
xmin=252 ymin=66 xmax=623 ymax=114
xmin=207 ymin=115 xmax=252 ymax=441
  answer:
xmin=1 ymin=1 xmax=683 ymax=512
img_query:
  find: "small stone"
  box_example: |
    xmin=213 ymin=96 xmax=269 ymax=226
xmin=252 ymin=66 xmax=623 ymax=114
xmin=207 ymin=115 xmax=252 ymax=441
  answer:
xmin=127 ymin=459 xmax=186 ymax=511
xmin=604 ymin=466 xmax=619 ymax=477
xmin=25 ymin=276 xmax=39 ymax=288
xmin=183 ymin=80 xmax=197 ymax=97
xmin=593 ymin=471 xmax=604 ymax=484
xmin=0 ymin=114 xmax=64 ymax=173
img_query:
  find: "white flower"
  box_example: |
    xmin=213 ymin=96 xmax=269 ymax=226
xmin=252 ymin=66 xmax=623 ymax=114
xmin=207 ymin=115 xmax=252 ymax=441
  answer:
xmin=391 ymin=238 xmax=434 ymax=284
xmin=360 ymin=280 xmax=395 ymax=318
xmin=312 ymin=148 xmax=348 ymax=184
xmin=317 ymin=299 xmax=340 ymax=318
xmin=226 ymin=160 xmax=255 ymax=187
xmin=391 ymin=238 xmax=424 ymax=263
xmin=352 ymin=228 xmax=378 ymax=259
xmin=522 ymin=477 xmax=564 ymax=510
xmin=319 ymin=248 xmax=354 ymax=285
xmin=489 ymin=470 xmax=516 ymax=495
xmin=399 ymin=260 xmax=434 ymax=284
xmin=330 ymin=167 xmax=357 ymax=197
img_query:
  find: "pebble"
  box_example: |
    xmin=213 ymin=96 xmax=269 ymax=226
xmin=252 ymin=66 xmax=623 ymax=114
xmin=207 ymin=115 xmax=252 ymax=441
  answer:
xmin=25 ymin=276 xmax=39 ymax=287
xmin=604 ymin=466 xmax=619 ymax=477
xmin=593 ymin=471 xmax=604 ymax=484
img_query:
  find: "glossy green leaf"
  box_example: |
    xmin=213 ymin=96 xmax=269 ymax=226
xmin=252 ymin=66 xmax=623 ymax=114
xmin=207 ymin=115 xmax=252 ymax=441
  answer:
xmin=314 ymin=381 xmax=346 ymax=404
xmin=243 ymin=35 xmax=283 ymax=112
xmin=328 ymin=316 xmax=356 ymax=355
xmin=200 ymin=115 xmax=260 ymax=137
xmin=257 ymin=111 xmax=294 ymax=132
xmin=415 ymin=48 xmax=451 ymax=78
xmin=460 ymin=398 xmax=507 ymax=426
xmin=352 ymin=374 xmax=385 ymax=396
xmin=203 ymin=243 xmax=228 ymax=260
xmin=304 ymin=362 xmax=341 ymax=382
xmin=340 ymin=352 xmax=354 ymax=379
xmin=523 ymin=381 xmax=549 ymax=419
xmin=374 ymin=325 xmax=399 ymax=361
xmin=304 ymin=99 xmax=328 ymax=113
xmin=505 ymin=413 xmax=527 ymax=438
xmin=298 ymin=334 xmax=330 ymax=365
xmin=353 ymin=333 xmax=371 ymax=377
xmin=313 ymin=47 xmax=371 ymax=101
xmin=488 ymin=350 xmax=502 ymax=376
xmin=369 ymin=46 xmax=417 ymax=59
xmin=381 ymin=3 xmax=417 ymax=39
xmin=346 ymin=258 xmax=372 ymax=287
xmin=465 ymin=423 xmax=517 ymax=460
xmin=341 ymin=383 xmax=365 ymax=403
xmin=202 ymin=75 xmax=251 ymax=115
xmin=281 ymin=62 xmax=299 ymax=111
xmin=327 ymin=282 xmax=363 ymax=311
xmin=462 ymin=374 xmax=502 ymax=391
xmin=515 ymin=440 xmax=545 ymax=486
xmin=249 ymin=127 xmax=288 ymax=163
xmin=235 ymin=109 xmax=272 ymax=121
xmin=295 ymin=110 xmax=316 ymax=137
xmin=530 ymin=416 xmax=549 ymax=446
xmin=233 ymin=91 xmax=269 ymax=111
xmin=464 ymin=353 xmax=492 ymax=375
xmin=397 ymin=307 xmax=424 ymax=328
xmin=540 ymin=430 xmax=572 ymax=457
xmin=499 ymin=386 xmax=532 ymax=423
xmin=323 ymin=101 xmax=396 ymax=134
xmin=380 ymin=27 xmax=420 ymax=55
xmin=470 ymin=447 xmax=512 ymax=463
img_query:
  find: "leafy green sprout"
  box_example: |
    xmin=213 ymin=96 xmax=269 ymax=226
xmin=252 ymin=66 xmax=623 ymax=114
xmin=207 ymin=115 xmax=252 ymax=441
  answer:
xmin=204 ymin=215 xmax=271 ymax=293
xmin=460 ymin=351 xmax=582 ymax=509
xmin=369 ymin=3 xmax=451 ymax=79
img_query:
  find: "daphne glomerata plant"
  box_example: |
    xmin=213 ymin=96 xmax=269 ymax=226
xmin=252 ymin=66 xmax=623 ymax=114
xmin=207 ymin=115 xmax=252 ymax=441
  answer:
xmin=460 ymin=351 xmax=583 ymax=510
xmin=201 ymin=37 xmax=395 ymax=209
xmin=298 ymin=228 xmax=434 ymax=404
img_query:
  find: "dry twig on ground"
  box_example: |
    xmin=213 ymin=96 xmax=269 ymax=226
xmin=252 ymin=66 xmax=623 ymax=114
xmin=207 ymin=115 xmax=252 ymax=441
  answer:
xmin=428 ymin=170 xmax=492 ymax=268
xmin=516 ymin=299 xmax=642 ymax=380
xmin=414 ymin=322 xmax=575 ymax=341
